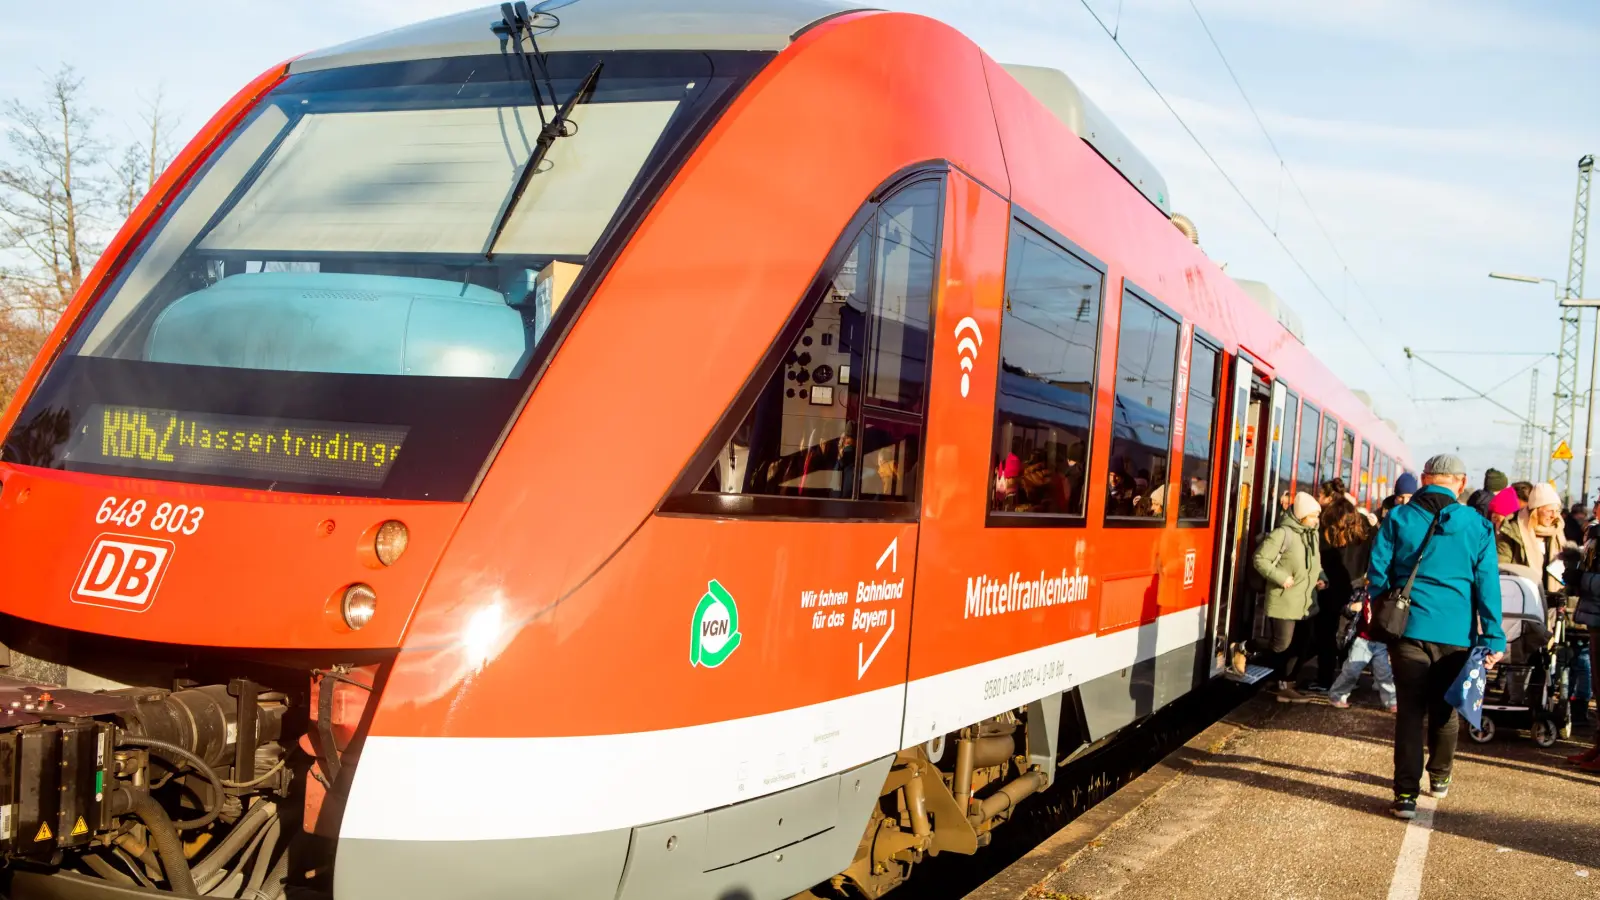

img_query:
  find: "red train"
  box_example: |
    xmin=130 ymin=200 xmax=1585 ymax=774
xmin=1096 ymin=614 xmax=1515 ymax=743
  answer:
xmin=0 ymin=1 xmax=1407 ymax=898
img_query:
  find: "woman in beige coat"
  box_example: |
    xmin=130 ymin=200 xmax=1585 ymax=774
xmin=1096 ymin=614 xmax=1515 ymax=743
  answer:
xmin=1498 ymin=482 xmax=1564 ymax=597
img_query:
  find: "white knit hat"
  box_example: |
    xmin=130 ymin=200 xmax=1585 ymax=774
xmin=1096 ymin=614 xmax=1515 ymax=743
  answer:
xmin=1292 ymin=492 xmax=1320 ymax=520
xmin=1528 ymin=482 xmax=1561 ymax=512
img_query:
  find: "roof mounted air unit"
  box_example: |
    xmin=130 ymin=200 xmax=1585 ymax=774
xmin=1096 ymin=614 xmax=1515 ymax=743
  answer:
xmin=1231 ymin=278 xmax=1305 ymax=344
xmin=1001 ymin=64 xmax=1171 ymax=216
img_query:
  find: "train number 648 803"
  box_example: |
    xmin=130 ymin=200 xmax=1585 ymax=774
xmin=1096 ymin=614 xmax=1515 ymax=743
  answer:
xmin=95 ymin=496 xmax=204 ymax=536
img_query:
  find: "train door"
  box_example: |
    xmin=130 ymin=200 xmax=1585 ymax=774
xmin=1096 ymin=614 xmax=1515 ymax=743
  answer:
xmin=1234 ymin=375 xmax=1282 ymax=650
xmin=1254 ymin=380 xmax=1287 ymax=535
xmin=1204 ymin=356 xmax=1275 ymax=676
xmin=1203 ymin=355 xmax=1254 ymax=672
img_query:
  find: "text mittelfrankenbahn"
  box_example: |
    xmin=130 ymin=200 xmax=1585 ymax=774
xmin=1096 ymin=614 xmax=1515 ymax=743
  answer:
xmin=964 ymin=568 xmax=1090 ymax=619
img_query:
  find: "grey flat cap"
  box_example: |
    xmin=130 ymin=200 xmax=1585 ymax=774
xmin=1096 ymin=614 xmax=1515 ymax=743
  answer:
xmin=1422 ymin=453 xmax=1467 ymax=476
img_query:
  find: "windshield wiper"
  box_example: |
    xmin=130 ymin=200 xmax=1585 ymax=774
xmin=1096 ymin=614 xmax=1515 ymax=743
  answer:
xmin=484 ymin=2 xmax=603 ymax=259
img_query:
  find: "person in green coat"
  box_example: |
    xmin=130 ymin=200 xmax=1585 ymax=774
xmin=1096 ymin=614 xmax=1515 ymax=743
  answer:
xmin=1252 ymin=491 xmax=1326 ymax=702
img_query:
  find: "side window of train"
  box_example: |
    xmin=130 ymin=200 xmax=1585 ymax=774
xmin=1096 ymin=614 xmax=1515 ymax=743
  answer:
xmin=1178 ymin=336 xmax=1221 ymax=523
xmin=1297 ymin=403 xmax=1319 ymax=491
xmin=1359 ymin=439 xmax=1372 ymax=505
xmin=1280 ymin=390 xmax=1300 ymax=494
xmin=989 ymin=219 xmax=1104 ymax=522
xmin=1106 ymin=288 xmax=1181 ymax=524
xmin=1340 ymin=428 xmax=1356 ymax=488
xmin=1319 ymin=414 xmax=1339 ymax=487
xmin=674 ymin=177 xmax=943 ymax=517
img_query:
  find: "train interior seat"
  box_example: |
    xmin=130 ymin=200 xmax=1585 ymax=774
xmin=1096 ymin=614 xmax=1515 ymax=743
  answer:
xmin=144 ymin=271 xmax=531 ymax=377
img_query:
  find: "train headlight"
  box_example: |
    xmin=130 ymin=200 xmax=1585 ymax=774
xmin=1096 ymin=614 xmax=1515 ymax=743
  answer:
xmin=373 ymin=520 xmax=409 ymax=566
xmin=341 ymin=584 xmax=378 ymax=630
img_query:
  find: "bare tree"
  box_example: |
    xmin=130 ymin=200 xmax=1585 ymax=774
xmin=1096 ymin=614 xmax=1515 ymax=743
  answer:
xmin=0 ymin=65 xmax=113 ymax=408
xmin=0 ymin=275 xmax=53 ymax=406
xmin=0 ymin=69 xmax=180 ymax=408
xmin=0 ymin=65 xmax=108 ymax=313
xmin=115 ymin=86 xmax=177 ymax=219
xmin=113 ymin=143 xmax=145 ymax=221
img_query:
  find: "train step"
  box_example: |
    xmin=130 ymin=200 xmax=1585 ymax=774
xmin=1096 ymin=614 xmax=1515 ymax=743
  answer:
xmin=1225 ymin=664 xmax=1275 ymax=685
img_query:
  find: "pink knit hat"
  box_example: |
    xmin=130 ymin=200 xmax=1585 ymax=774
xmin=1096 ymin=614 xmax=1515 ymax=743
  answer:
xmin=1488 ymin=487 xmax=1521 ymax=517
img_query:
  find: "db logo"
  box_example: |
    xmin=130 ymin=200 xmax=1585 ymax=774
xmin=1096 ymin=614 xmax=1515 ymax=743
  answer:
xmin=72 ymin=534 xmax=174 ymax=612
xmin=1182 ymin=549 xmax=1197 ymax=588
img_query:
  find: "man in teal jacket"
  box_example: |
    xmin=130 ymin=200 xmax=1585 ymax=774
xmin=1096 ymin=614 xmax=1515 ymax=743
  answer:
xmin=1367 ymin=453 xmax=1506 ymax=820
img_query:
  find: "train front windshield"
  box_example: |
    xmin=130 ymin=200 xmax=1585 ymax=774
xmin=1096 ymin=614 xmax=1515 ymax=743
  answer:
xmin=3 ymin=50 xmax=760 ymax=499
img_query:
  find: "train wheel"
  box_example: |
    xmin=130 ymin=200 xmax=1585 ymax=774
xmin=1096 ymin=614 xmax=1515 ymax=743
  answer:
xmin=1467 ymin=718 xmax=1495 ymax=743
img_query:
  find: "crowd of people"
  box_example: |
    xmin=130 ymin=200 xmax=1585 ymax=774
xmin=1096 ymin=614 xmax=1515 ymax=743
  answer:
xmin=1245 ymin=455 xmax=1600 ymax=819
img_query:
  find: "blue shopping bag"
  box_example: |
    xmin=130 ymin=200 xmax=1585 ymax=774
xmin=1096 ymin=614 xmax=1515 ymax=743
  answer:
xmin=1445 ymin=646 xmax=1490 ymax=730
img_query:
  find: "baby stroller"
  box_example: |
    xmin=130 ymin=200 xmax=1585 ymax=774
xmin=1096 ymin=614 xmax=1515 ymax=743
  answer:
xmin=1467 ymin=572 xmax=1572 ymax=747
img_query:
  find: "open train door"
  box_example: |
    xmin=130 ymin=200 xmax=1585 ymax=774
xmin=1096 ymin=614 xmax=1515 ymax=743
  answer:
xmin=1243 ymin=380 xmax=1289 ymax=648
xmin=1204 ymin=354 xmax=1276 ymax=680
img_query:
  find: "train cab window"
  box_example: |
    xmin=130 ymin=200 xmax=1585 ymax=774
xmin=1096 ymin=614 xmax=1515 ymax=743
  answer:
xmin=1178 ymin=338 xmax=1221 ymax=522
xmin=862 ymin=191 xmax=937 ymax=417
xmin=681 ymin=179 xmax=942 ymax=515
xmin=1297 ymin=403 xmax=1320 ymax=491
xmin=1106 ymin=289 xmax=1180 ymax=523
xmin=1280 ymin=391 xmax=1300 ymax=493
xmin=1359 ymin=440 xmax=1373 ymax=505
xmin=1340 ymin=428 xmax=1356 ymax=487
xmin=989 ymin=221 xmax=1103 ymax=520
xmin=1320 ymin=415 xmax=1340 ymax=486
xmin=857 ymin=184 xmax=940 ymax=499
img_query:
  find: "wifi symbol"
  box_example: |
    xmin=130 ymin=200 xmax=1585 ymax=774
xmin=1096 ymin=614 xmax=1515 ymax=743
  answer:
xmin=955 ymin=316 xmax=983 ymax=398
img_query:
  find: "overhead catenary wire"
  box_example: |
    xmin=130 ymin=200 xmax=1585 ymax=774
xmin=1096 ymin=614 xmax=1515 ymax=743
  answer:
xmin=1183 ymin=0 xmax=1390 ymax=330
xmin=1407 ymin=349 xmax=1554 ymax=357
xmin=1403 ymin=348 xmax=1531 ymax=426
xmin=1073 ymin=0 xmax=1416 ymax=411
xmin=1480 ymin=356 xmax=1547 ymax=398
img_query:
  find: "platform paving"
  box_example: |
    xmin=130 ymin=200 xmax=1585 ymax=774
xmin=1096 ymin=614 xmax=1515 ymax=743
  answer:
xmin=969 ymin=693 xmax=1600 ymax=900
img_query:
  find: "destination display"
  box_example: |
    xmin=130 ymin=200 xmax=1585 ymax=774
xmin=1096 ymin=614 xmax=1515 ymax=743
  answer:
xmin=67 ymin=405 xmax=409 ymax=487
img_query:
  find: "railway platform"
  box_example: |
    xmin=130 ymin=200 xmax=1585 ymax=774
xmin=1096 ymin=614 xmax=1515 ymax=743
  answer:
xmin=967 ymin=692 xmax=1600 ymax=900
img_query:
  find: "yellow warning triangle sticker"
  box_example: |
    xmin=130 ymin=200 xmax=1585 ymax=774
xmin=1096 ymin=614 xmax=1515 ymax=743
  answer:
xmin=70 ymin=816 xmax=88 ymax=837
xmin=33 ymin=821 xmax=51 ymax=842
xmin=1553 ymin=440 xmax=1574 ymax=461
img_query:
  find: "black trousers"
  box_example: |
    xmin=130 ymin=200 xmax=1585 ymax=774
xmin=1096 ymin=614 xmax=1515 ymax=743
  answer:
xmin=1314 ymin=591 xmax=1349 ymax=686
xmin=1388 ymin=638 xmax=1469 ymax=797
xmin=1254 ymin=617 xmax=1312 ymax=684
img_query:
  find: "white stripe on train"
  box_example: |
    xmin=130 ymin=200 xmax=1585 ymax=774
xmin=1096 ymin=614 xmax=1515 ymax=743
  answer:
xmin=340 ymin=605 xmax=1207 ymax=842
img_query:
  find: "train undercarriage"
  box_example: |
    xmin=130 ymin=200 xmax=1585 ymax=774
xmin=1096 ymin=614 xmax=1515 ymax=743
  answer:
xmin=0 ymin=617 xmax=376 ymax=899
xmin=822 ymin=714 xmax=1051 ymax=899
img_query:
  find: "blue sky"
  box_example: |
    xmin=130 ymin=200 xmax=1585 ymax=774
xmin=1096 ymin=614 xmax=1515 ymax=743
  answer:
xmin=4 ymin=0 xmax=1599 ymax=486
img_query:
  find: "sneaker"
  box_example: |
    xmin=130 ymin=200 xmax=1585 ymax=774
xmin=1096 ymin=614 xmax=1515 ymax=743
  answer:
xmin=1391 ymin=795 xmax=1417 ymax=819
xmin=1428 ymin=777 xmax=1449 ymax=799
xmin=1304 ymin=684 xmax=1331 ymax=694
xmin=1329 ymin=697 xmax=1351 ymax=709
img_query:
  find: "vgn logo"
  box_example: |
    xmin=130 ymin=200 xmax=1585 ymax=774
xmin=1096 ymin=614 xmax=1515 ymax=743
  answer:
xmin=72 ymin=534 xmax=175 ymax=612
xmin=691 ymin=579 xmax=742 ymax=668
